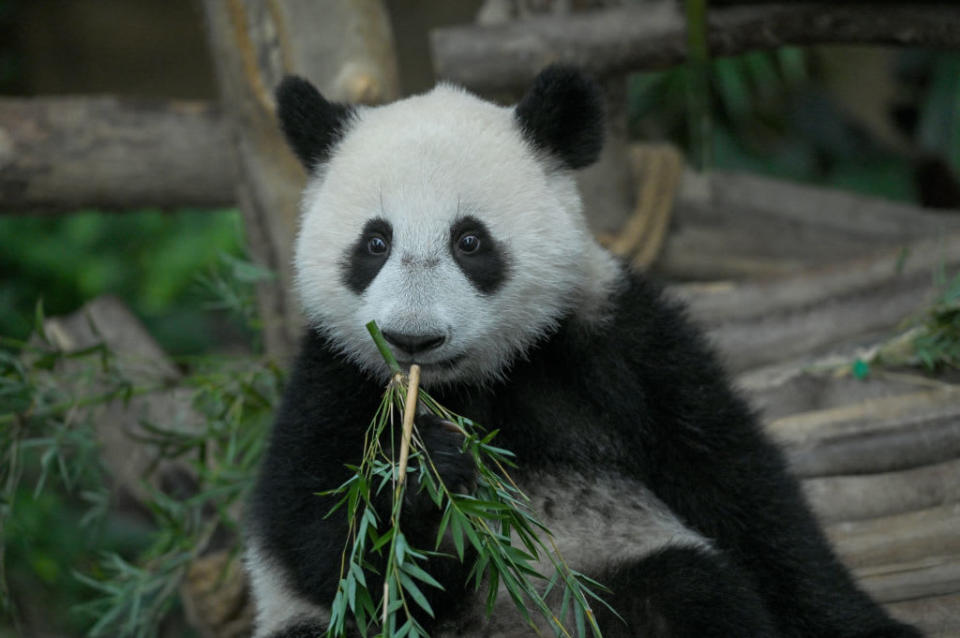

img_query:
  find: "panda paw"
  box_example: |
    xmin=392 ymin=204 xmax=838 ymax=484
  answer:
xmin=415 ymin=413 xmax=475 ymax=495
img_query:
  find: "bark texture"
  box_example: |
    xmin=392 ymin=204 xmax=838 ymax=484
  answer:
xmin=201 ymin=0 xmax=400 ymax=360
xmin=0 ymin=97 xmax=233 ymax=212
xmin=431 ymin=3 xmax=960 ymax=91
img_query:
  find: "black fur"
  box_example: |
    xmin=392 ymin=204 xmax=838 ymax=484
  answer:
xmin=449 ymin=216 xmax=510 ymax=295
xmin=276 ymin=75 xmax=355 ymax=171
xmin=340 ymin=218 xmax=392 ymax=294
xmin=594 ymin=546 xmax=779 ymax=638
xmin=515 ymin=65 xmax=604 ymax=169
xmin=249 ymin=270 xmax=920 ymax=638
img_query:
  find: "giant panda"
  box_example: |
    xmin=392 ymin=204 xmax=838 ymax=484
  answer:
xmin=245 ymin=66 xmax=922 ymax=638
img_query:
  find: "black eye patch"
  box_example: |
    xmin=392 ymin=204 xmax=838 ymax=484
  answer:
xmin=341 ymin=218 xmax=392 ymax=294
xmin=449 ymin=216 xmax=509 ymax=294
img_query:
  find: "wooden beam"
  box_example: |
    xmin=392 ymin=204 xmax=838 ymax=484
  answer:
xmin=886 ymin=592 xmax=960 ymax=636
xmin=0 ymin=97 xmax=234 ymax=213
xmin=673 ymin=234 xmax=960 ymax=373
xmin=768 ymin=388 xmax=960 ymax=478
xmin=856 ymin=556 xmax=960 ymax=605
xmin=804 ymin=457 xmax=960 ymax=524
xmin=829 ymin=503 xmax=960 ymax=570
xmin=431 ymin=3 xmax=960 ymax=91
xmin=659 ymin=171 xmax=960 ymax=281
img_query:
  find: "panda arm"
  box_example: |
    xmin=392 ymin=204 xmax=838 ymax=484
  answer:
xmin=247 ymin=332 xmax=474 ymax=633
xmin=603 ymin=276 xmax=917 ymax=637
xmin=247 ymin=332 xmax=387 ymax=607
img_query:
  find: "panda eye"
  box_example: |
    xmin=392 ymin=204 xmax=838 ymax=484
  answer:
xmin=457 ymin=233 xmax=481 ymax=255
xmin=367 ymin=235 xmax=389 ymax=255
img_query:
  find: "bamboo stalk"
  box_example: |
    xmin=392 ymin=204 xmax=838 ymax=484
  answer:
xmin=397 ymin=364 xmax=421 ymax=486
xmin=366 ymin=320 xmax=402 ymax=375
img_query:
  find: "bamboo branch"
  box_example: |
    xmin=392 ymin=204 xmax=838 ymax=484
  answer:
xmin=366 ymin=320 xmax=402 ymax=375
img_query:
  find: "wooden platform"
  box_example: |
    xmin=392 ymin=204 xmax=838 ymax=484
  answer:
xmin=654 ymin=171 xmax=960 ymax=637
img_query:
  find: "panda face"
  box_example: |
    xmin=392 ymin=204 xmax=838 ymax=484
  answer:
xmin=284 ymin=71 xmax=621 ymax=386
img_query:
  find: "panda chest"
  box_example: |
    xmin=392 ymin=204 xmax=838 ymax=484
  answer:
xmin=515 ymin=472 xmax=710 ymax=575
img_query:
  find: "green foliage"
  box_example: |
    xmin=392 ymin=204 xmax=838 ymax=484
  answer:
xmin=629 ymin=49 xmax=960 ymax=204
xmin=71 ymin=355 xmax=282 ymax=638
xmin=857 ymin=263 xmax=960 ymax=376
xmin=323 ymin=324 xmax=614 ymax=638
xmin=912 ymin=269 xmax=960 ymax=372
xmin=0 ymin=263 xmax=282 ymax=638
xmin=917 ymin=53 xmax=960 ymax=173
xmin=0 ymin=208 xmax=246 ymax=355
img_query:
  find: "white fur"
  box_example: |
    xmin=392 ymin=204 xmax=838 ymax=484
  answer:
xmin=440 ymin=473 xmax=711 ymax=637
xmin=294 ymin=84 xmax=622 ymax=387
xmin=246 ymin=536 xmax=329 ymax=638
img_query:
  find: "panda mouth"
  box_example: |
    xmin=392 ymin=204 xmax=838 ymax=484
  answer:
xmin=397 ymin=353 xmax=465 ymax=370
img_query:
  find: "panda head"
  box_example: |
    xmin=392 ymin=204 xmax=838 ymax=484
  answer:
xmin=278 ymin=66 xmax=622 ymax=386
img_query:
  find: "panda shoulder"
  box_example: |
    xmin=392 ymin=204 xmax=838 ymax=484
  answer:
xmin=599 ymin=270 xmax=725 ymax=372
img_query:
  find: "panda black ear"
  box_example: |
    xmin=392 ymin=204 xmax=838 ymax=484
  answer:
xmin=275 ymin=75 xmax=355 ymax=171
xmin=514 ymin=65 xmax=604 ymax=170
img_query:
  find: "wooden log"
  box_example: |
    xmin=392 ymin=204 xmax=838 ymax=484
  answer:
xmin=829 ymin=503 xmax=960 ymax=570
xmin=803 ymin=457 xmax=960 ymax=524
xmin=41 ymin=296 xmax=199 ymax=502
xmin=0 ymin=97 xmax=233 ymax=213
xmin=768 ymin=388 xmax=960 ymax=478
xmin=431 ymin=3 xmax=960 ymax=91
xmin=41 ymin=297 xmax=253 ymax=638
xmin=670 ymin=234 xmax=960 ymax=372
xmin=202 ymin=0 xmax=399 ymax=360
xmin=705 ymin=171 xmax=960 ymax=241
xmin=659 ymin=172 xmax=960 ymax=281
xmin=739 ymin=362 xmax=948 ymax=421
xmin=885 ymin=592 xmax=960 ymax=636
xmin=855 ymin=556 xmax=960 ymax=605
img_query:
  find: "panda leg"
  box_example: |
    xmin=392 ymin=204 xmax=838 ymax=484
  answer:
xmin=594 ymin=545 xmax=780 ymax=638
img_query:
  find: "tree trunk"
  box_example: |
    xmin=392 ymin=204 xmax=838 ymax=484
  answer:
xmin=201 ymin=0 xmax=399 ymax=360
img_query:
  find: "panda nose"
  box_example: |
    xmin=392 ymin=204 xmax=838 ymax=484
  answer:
xmin=382 ymin=331 xmax=446 ymax=356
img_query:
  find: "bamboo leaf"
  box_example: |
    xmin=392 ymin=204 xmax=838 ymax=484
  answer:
xmin=402 ymin=561 xmax=445 ymax=591
xmin=449 ymin=512 xmax=466 ymax=562
xmin=574 ymin=600 xmax=586 ymax=638
xmin=399 ymin=573 xmax=435 ymax=618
